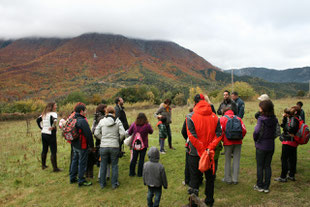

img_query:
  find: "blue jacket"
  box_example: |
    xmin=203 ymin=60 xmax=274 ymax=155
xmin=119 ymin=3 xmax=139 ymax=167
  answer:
xmin=234 ymin=98 xmax=245 ymax=118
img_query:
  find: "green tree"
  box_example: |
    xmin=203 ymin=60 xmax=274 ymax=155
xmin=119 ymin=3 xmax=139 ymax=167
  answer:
xmin=173 ymin=93 xmax=186 ymax=106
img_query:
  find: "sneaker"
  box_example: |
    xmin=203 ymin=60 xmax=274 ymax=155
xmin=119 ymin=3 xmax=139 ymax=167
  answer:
xmin=78 ymin=181 xmax=92 ymax=187
xmin=233 ymin=182 xmax=238 ymax=185
xmin=112 ymin=182 xmax=120 ymax=189
xmin=170 ymin=147 xmax=176 ymax=150
xmin=274 ymin=177 xmax=287 ymax=182
xmin=287 ymin=176 xmax=296 ymax=181
xmin=160 ymin=151 xmax=166 ymax=154
xmin=222 ymin=178 xmax=232 ymax=184
xmin=263 ymin=189 xmax=270 ymax=193
xmin=253 ymin=185 xmax=264 ymax=192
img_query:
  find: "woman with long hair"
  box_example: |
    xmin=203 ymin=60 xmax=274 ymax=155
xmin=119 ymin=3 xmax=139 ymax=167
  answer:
xmin=128 ymin=113 xmax=153 ymax=177
xmin=36 ymin=102 xmax=61 ymax=172
xmin=253 ymin=100 xmax=279 ymax=193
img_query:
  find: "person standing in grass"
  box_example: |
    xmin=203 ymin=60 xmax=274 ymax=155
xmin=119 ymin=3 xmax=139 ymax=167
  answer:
xmin=157 ymin=116 xmax=168 ymax=154
xmin=128 ymin=113 xmax=153 ymax=177
xmin=253 ymin=100 xmax=279 ymax=193
xmin=36 ymin=102 xmax=61 ymax=172
xmin=220 ymin=107 xmax=247 ymax=185
xmin=156 ymin=99 xmax=175 ymax=150
xmin=186 ymin=94 xmax=222 ymax=207
xmin=217 ymin=90 xmax=238 ymax=116
xmin=70 ymin=103 xmax=94 ymax=187
xmin=143 ymin=147 xmax=168 ymax=207
xmin=274 ymin=106 xmax=300 ymax=183
xmin=231 ymin=91 xmax=245 ymax=119
xmin=95 ymin=106 xmax=126 ymax=189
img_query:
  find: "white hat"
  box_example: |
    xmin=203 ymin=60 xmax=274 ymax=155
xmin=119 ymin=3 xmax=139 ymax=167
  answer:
xmin=258 ymin=94 xmax=270 ymax=101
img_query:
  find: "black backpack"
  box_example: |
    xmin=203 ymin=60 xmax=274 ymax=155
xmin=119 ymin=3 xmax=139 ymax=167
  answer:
xmin=224 ymin=115 xmax=243 ymax=140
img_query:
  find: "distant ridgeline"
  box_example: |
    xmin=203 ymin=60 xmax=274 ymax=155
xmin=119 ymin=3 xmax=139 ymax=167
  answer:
xmin=0 ymin=33 xmax=308 ymax=103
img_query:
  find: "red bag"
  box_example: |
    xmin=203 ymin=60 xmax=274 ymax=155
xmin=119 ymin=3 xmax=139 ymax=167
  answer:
xmin=198 ymin=150 xmax=215 ymax=174
xmin=294 ymin=119 xmax=309 ymax=145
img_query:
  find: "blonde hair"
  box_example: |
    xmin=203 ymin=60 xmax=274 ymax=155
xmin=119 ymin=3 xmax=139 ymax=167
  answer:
xmin=106 ymin=106 xmax=115 ymax=114
xmin=204 ymin=94 xmax=212 ymax=104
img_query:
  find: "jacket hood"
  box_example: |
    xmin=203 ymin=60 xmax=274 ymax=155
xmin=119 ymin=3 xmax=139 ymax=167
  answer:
xmin=193 ymin=100 xmax=212 ymax=116
xmin=259 ymin=115 xmax=278 ymax=127
xmin=224 ymin=110 xmax=235 ymax=116
xmin=148 ymin=147 xmax=160 ymax=162
xmin=102 ymin=114 xmax=116 ymax=127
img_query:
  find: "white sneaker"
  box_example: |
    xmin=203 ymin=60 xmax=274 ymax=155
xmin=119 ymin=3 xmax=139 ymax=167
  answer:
xmin=160 ymin=151 xmax=166 ymax=154
xmin=253 ymin=185 xmax=264 ymax=192
xmin=264 ymin=189 xmax=270 ymax=193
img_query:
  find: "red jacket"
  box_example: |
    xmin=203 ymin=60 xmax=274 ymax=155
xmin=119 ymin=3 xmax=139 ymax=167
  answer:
xmin=220 ymin=110 xmax=247 ymax=146
xmin=186 ymin=100 xmax=222 ymax=157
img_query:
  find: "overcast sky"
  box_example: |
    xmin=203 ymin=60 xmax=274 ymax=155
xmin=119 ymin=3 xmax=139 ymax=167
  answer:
xmin=0 ymin=0 xmax=309 ymax=70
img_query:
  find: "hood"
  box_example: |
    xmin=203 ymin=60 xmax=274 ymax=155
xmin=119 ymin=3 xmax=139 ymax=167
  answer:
xmin=259 ymin=115 xmax=278 ymax=127
xmin=102 ymin=114 xmax=116 ymax=127
xmin=224 ymin=110 xmax=235 ymax=116
xmin=148 ymin=147 xmax=160 ymax=162
xmin=193 ymin=100 xmax=212 ymax=116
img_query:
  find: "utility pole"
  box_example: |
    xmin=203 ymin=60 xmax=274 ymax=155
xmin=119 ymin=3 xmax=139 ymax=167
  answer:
xmin=309 ymin=80 xmax=310 ymax=97
xmin=231 ymin=68 xmax=234 ymax=92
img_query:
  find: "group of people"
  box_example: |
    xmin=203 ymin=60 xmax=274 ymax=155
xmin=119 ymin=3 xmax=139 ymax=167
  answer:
xmin=35 ymin=92 xmax=307 ymax=207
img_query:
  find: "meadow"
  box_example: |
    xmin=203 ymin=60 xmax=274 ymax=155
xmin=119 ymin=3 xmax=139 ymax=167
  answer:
xmin=0 ymin=98 xmax=309 ymax=207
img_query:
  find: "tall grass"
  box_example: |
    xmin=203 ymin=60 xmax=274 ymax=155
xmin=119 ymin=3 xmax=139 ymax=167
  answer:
xmin=0 ymin=98 xmax=309 ymax=206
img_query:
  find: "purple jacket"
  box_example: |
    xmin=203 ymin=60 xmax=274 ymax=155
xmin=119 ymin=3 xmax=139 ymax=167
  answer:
xmin=128 ymin=123 xmax=153 ymax=148
xmin=253 ymin=115 xmax=278 ymax=151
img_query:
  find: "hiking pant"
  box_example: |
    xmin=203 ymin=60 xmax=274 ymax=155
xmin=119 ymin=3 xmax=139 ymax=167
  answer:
xmin=99 ymin=147 xmax=119 ymax=188
xmin=41 ymin=133 xmax=57 ymax=156
xmin=159 ymin=139 xmax=165 ymax=152
xmin=188 ymin=155 xmax=215 ymax=206
xmin=147 ymin=186 xmax=162 ymax=207
xmin=130 ymin=148 xmax=147 ymax=177
xmin=166 ymin=124 xmax=172 ymax=148
xmin=184 ymin=152 xmax=190 ymax=185
xmin=256 ymin=148 xmax=274 ymax=190
xmin=224 ymin=144 xmax=241 ymax=183
xmin=281 ymin=144 xmax=297 ymax=178
xmin=70 ymin=147 xmax=88 ymax=184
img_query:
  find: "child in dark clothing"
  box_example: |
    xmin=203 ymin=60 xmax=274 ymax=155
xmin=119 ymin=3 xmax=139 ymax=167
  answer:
xmin=157 ymin=116 xmax=168 ymax=154
xmin=143 ymin=147 xmax=168 ymax=207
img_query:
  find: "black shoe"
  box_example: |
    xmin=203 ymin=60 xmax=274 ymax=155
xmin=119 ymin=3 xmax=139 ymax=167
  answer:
xmin=70 ymin=178 xmax=77 ymax=184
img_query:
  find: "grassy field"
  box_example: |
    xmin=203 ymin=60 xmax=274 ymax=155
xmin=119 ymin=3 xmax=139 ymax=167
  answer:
xmin=0 ymin=98 xmax=309 ymax=207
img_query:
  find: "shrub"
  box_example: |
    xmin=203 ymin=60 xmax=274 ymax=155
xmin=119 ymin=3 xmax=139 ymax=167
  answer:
xmin=173 ymin=93 xmax=187 ymax=106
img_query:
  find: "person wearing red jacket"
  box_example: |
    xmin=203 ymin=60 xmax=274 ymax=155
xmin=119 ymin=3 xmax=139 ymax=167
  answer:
xmin=220 ymin=108 xmax=247 ymax=185
xmin=186 ymin=94 xmax=222 ymax=207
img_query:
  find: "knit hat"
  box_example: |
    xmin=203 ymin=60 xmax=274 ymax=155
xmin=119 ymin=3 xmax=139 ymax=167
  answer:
xmin=258 ymin=94 xmax=270 ymax=101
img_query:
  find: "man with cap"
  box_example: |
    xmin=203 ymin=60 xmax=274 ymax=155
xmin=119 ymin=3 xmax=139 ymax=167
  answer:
xmin=186 ymin=94 xmax=222 ymax=207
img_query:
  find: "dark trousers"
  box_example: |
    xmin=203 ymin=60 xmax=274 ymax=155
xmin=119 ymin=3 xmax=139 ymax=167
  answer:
xmin=166 ymin=124 xmax=172 ymax=148
xmin=256 ymin=148 xmax=274 ymax=190
xmin=188 ymin=155 xmax=215 ymax=206
xmin=42 ymin=133 xmax=57 ymax=155
xmin=130 ymin=148 xmax=147 ymax=176
xmin=147 ymin=186 xmax=162 ymax=207
xmin=281 ymin=144 xmax=297 ymax=178
xmin=159 ymin=139 xmax=165 ymax=152
xmin=185 ymin=152 xmax=190 ymax=185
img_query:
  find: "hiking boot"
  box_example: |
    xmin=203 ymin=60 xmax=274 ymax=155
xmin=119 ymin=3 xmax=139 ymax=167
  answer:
xmin=78 ymin=181 xmax=92 ymax=187
xmin=253 ymin=185 xmax=264 ymax=192
xmin=70 ymin=178 xmax=77 ymax=184
xmin=170 ymin=147 xmax=176 ymax=150
xmin=287 ymin=176 xmax=296 ymax=181
xmin=274 ymin=177 xmax=287 ymax=182
xmin=41 ymin=153 xmax=48 ymax=170
xmin=51 ymin=154 xmax=62 ymax=172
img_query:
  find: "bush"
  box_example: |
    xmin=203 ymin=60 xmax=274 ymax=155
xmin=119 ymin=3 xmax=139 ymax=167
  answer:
xmin=2 ymin=99 xmax=46 ymax=114
xmin=173 ymin=93 xmax=187 ymax=106
xmin=62 ymin=91 xmax=88 ymax=104
xmin=215 ymin=82 xmax=257 ymax=102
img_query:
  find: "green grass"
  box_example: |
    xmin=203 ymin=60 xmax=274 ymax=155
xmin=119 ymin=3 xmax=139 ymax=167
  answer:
xmin=0 ymin=98 xmax=309 ymax=206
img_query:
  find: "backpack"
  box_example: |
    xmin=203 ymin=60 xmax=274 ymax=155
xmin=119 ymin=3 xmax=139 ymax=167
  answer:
xmin=224 ymin=115 xmax=243 ymax=140
xmin=131 ymin=131 xmax=145 ymax=151
xmin=63 ymin=117 xmax=80 ymax=141
xmin=294 ymin=119 xmax=309 ymax=145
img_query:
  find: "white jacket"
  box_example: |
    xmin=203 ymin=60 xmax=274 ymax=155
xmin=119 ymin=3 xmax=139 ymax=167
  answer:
xmin=94 ymin=114 xmax=126 ymax=148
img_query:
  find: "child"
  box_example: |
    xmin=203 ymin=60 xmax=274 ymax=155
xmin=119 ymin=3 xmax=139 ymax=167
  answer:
xmin=143 ymin=147 xmax=168 ymax=207
xmin=157 ymin=116 xmax=168 ymax=154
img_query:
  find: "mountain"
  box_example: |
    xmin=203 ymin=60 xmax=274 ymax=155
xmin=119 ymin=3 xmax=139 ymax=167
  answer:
xmin=0 ymin=33 xmax=307 ymax=102
xmin=225 ymin=67 xmax=310 ymax=83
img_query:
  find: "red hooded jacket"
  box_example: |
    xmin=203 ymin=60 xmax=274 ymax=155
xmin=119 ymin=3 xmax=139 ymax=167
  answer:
xmin=186 ymin=100 xmax=222 ymax=157
xmin=220 ymin=110 xmax=247 ymax=146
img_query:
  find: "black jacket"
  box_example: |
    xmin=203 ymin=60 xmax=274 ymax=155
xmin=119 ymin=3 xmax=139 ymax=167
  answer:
xmin=217 ymin=99 xmax=237 ymax=116
xmin=71 ymin=113 xmax=94 ymax=150
xmin=115 ymin=104 xmax=129 ymax=130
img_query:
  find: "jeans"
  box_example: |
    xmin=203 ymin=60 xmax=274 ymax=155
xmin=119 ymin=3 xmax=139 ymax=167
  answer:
xmin=130 ymin=148 xmax=147 ymax=176
xmin=147 ymin=186 xmax=162 ymax=207
xmin=159 ymin=139 xmax=165 ymax=152
xmin=256 ymin=148 xmax=274 ymax=190
xmin=99 ymin=147 xmax=119 ymax=188
xmin=281 ymin=144 xmax=297 ymax=178
xmin=224 ymin=144 xmax=241 ymax=183
xmin=70 ymin=147 xmax=88 ymax=184
xmin=166 ymin=124 xmax=172 ymax=148
xmin=188 ymin=155 xmax=215 ymax=206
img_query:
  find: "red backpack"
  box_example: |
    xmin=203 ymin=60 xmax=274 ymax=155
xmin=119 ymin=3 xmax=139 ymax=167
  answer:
xmin=294 ymin=118 xmax=309 ymax=145
xmin=63 ymin=117 xmax=80 ymax=141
